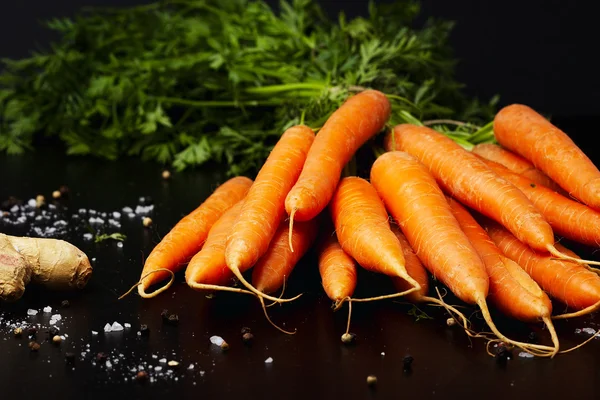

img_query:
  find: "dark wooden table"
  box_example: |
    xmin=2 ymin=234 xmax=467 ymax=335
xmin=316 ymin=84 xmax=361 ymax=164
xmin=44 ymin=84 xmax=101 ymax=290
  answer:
xmin=1 ymin=117 xmax=600 ymax=399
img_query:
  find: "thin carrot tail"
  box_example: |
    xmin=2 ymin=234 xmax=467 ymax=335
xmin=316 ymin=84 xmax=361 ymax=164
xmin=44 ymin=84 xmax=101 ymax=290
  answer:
xmin=477 ymin=298 xmax=558 ymax=358
xmin=559 ymin=329 xmax=600 ymax=354
xmin=547 ymin=244 xmax=600 ymax=268
xmin=229 ymin=265 xmax=303 ymax=303
xmin=349 ymin=280 xmax=421 ymax=304
xmin=120 ymin=269 xmax=175 ymax=300
xmin=542 ymin=316 xmax=560 ymax=358
xmin=259 ymin=296 xmax=296 ymax=335
xmin=288 ymin=208 xmax=297 ymax=253
xmin=265 ymin=276 xmax=287 ymax=308
xmin=552 ymin=299 xmax=600 ymax=320
xmin=187 ymin=281 xmax=254 ymax=296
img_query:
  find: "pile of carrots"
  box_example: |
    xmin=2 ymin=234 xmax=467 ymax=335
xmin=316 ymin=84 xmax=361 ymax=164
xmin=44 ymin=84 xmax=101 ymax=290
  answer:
xmin=131 ymin=90 xmax=600 ymax=358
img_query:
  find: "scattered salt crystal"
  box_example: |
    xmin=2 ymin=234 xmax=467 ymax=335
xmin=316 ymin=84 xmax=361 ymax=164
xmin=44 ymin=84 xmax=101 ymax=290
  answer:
xmin=155 ymin=366 xmax=163 ymax=371
xmin=10 ymin=205 xmax=19 ymax=213
xmin=111 ymin=322 xmax=124 ymax=331
xmin=583 ymin=327 xmax=596 ymax=335
xmin=104 ymin=323 xmax=113 ymax=333
xmin=43 ymin=306 xmax=52 ymax=313
xmin=53 ymin=220 xmax=67 ymax=227
xmin=83 ymin=233 xmax=93 ymax=240
xmin=113 ymin=212 xmax=121 ymax=219
xmin=51 ymin=314 xmax=62 ymax=321
xmin=49 ymin=319 xmax=57 ymax=325
xmin=128 ymin=213 xmax=136 ymax=219
xmin=78 ymin=209 xmax=87 ymax=214
xmin=92 ymin=331 xmax=98 ymax=335
xmin=381 ymin=352 xmax=385 ymax=356
xmin=152 ymin=354 xmax=158 ymax=359
xmin=27 ymin=309 xmax=38 ymax=316
xmin=137 ymin=331 xmax=141 ymax=336
xmin=135 ymin=205 xmax=154 ymax=215
xmin=199 ymin=371 xmax=205 ymax=376
xmin=188 ymin=364 xmax=194 ymax=370
xmin=210 ymin=335 xmax=224 ymax=346
xmin=518 ymin=352 xmax=535 ymax=359
xmin=122 ymin=207 xmax=133 ymax=213
xmin=106 ymin=361 xmax=113 ymax=368
xmin=17 ymin=216 xmax=27 ymax=223
xmin=60 ymin=335 xmax=66 ymax=340
xmin=575 ymin=328 xmax=582 ymax=334
xmin=124 ymin=323 xmax=131 ymax=328
xmin=116 ymin=242 xmax=123 ymax=248
xmin=264 ymin=357 xmax=273 ymax=364
xmin=28 ymin=199 xmax=36 ymax=207
xmin=159 ymin=358 xmax=167 ymax=363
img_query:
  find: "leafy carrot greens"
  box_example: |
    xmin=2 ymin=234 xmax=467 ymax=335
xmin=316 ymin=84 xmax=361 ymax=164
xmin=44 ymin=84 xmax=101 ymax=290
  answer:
xmin=0 ymin=0 xmax=496 ymax=175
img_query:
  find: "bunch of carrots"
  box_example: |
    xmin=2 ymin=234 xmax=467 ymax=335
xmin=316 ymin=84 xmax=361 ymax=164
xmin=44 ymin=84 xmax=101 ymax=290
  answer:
xmin=129 ymin=90 xmax=600 ymax=358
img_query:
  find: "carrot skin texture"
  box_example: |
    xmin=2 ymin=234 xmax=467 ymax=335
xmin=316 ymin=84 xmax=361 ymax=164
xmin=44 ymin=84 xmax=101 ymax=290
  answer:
xmin=329 ymin=176 xmax=411 ymax=281
xmin=484 ymin=220 xmax=600 ymax=310
xmin=285 ymin=90 xmax=391 ymax=222
xmin=494 ymin=104 xmax=600 ymax=209
xmin=446 ymin=197 xmax=552 ymax=322
xmin=318 ymin=231 xmax=358 ymax=302
xmin=251 ymin=219 xmax=319 ymax=295
xmin=139 ymin=176 xmax=252 ymax=293
xmin=390 ymin=225 xmax=429 ymax=303
xmin=385 ymin=124 xmax=554 ymax=253
xmin=482 ymin=158 xmax=600 ymax=247
xmin=185 ymin=201 xmax=245 ymax=287
xmin=370 ymin=151 xmax=489 ymax=305
xmin=471 ymin=143 xmax=564 ymax=194
xmin=226 ymin=125 xmax=314 ymax=272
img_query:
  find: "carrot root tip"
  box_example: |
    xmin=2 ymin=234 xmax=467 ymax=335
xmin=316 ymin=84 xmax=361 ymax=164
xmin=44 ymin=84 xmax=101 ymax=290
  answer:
xmin=120 ymin=268 xmax=175 ymax=300
xmin=552 ymin=299 xmax=600 ymax=320
xmin=229 ymin=265 xmax=302 ymax=304
xmin=547 ymin=244 xmax=600 ymax=268
xmin=259 ymin=297 xmax=296 ymax=335
xmin=288 ymin=208 xmax=297 ymax=253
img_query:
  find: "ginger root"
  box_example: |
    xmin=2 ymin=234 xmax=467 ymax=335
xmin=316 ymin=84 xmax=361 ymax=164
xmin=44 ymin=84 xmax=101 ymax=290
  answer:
xmin=0 ymin=233 xmax=92 ymax=302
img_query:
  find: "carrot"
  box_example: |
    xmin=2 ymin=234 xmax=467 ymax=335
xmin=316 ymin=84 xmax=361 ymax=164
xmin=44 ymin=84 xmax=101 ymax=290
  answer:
xmin=185 ymin=201 xmax=251 ymax=295
xmin=483 ymin=219 xmax=600 ymax=319
xmin=329 ymin=176 xmax=421 ymax=302
xmin=136 ymin=176 xmax=252 ymax=298
xmin=370 ymin=151 xmax=556 ymax=356
xmin=493 ymin=104 xmax=600 ymax=209
xmin=385 ymin=124 xmax=600 ymax=267
xmin=481 ymin=157 xmax=600 ymax=250
xmin=285 ymin=90 xmax=391 ymax=247
xmin=446 ymin=196 xmax=558 ymax=356
xmin=471 ymin=143 xmax=565 ymax=194
xmin=225 ymin=125 xmax=314 ymax=300
xmin=318 ymin=230 xmax=357 ymax=308
xmin=251 ymin=217 xmax=319 ymax=334
xmin=389 ymin=225 xmax=429 ymax=303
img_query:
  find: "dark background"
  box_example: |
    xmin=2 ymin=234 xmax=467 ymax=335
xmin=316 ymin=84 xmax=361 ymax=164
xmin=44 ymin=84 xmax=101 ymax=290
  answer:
xmin=1 ymin=0 xmax=599 ymax=118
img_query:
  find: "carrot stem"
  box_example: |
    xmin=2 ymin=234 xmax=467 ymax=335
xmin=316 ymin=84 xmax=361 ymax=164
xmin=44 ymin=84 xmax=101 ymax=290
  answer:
xmin=120 ymin=268 xmax=175 ymax=300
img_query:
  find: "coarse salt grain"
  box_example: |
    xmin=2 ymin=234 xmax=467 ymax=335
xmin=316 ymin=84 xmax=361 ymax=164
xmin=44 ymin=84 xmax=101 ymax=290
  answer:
xmin=265 ymin=357 xmax=273 ymax=364
xmin=43 ymin=306 xmax=52 ymax=313
xmin=209 ymin=335 xmax=224 ymax=346
xmin=111 ymin=322 xmax=124 ymax=331
xmin=159 ymin=358 xmax=167 ymax=363
xmin=188 ymin=364 xmax=194 ymax=370
xmin=92 ymin=331 xmax=98 ymax=335
xmin=155 ymin=366 xmax=163 ymax=371
xmin=27 ymin=309 xmax=38 ymax=316
xmin=104 ymin=323 xmax=113 ymax=333
xmin=124 ymin=323 xmax=131 ymax=328
xmin=518 ymin=352 xmax=535 ymax=359
xmin=116 ymin=242 xmax=123 ymax=248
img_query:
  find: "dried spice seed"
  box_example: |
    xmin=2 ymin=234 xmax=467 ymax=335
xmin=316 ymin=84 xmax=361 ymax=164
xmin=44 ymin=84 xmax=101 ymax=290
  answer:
xmin=221 ymin=341 xmax=230 ymax=351
xmin=52 ymin=190 xmax=61 ymax=199
xmin=65 ymin=352 xmax=76 ymax=364
xmin=52 ymin=335 xmax=62 ymax=344
xmin=367 ymin=375 xmax=377 ymax=387
xmin=341 ymin=332 xmax=356 ymax=344
xmin=14 ymin=328 xmax=23 ymax=337
xmin=136 ymin=371 xmax=148 ymax=382
xmin=167 ymin=314 xmax=179 ymax=326
xmin=29 ymin=341 xmax=41 ymax=351
xmin=61 ymin=300 xmax=70 ymax=308
xmin=160 ymin=309 xmax=169 ymax=322
xmin=168 ymin=360 xmax=180 ymax=368
xmin=96 ymin=352 xmax=108 ymax=362
xmin=446 ymin=317 xmax=456 ymax=326
xmin=242 ymin=332 xmax=254 ymax=345
xmin=241 ymin=327 xmax=252 ymax=335
xmin=162 ymin=170 xmax=171 ymax=179
xmin=142 ymin=217 xmax=153 ymax=227
xmin=140 ymin=324 xmax=150 ymax=336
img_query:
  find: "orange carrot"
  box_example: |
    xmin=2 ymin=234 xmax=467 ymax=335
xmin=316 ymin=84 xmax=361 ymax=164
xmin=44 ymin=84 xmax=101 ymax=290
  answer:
xmin=318 ymin=231 xmax=357 ymax=307
xmin=251 ymin=217 xmax=319 ymax=334
xmin=371 ymin=151 xmax=556 ymax=356
xmin=483 ymin=219 xmax=600 ymax=319
xmin=225 ymin=125 xmax=314 ymax=299
xmin=482 ymin=157 xmax=600 ymax=249
xmin=185 ymin=201 xmax=252 ymax=295
xmin=137 ymin=176 xmax=252 ymax=298
xmin=285 ymin=90 xmax=391 ymax=236
xmin=471 ymin=143 xmax=565 ymax=194
xmin=385 ymin=124 xmax=599 ymax=266
xmin=329 ymin=176 xmax=420 ymax=296
xmin=494 ymin=104 xmax=600 ymax=209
